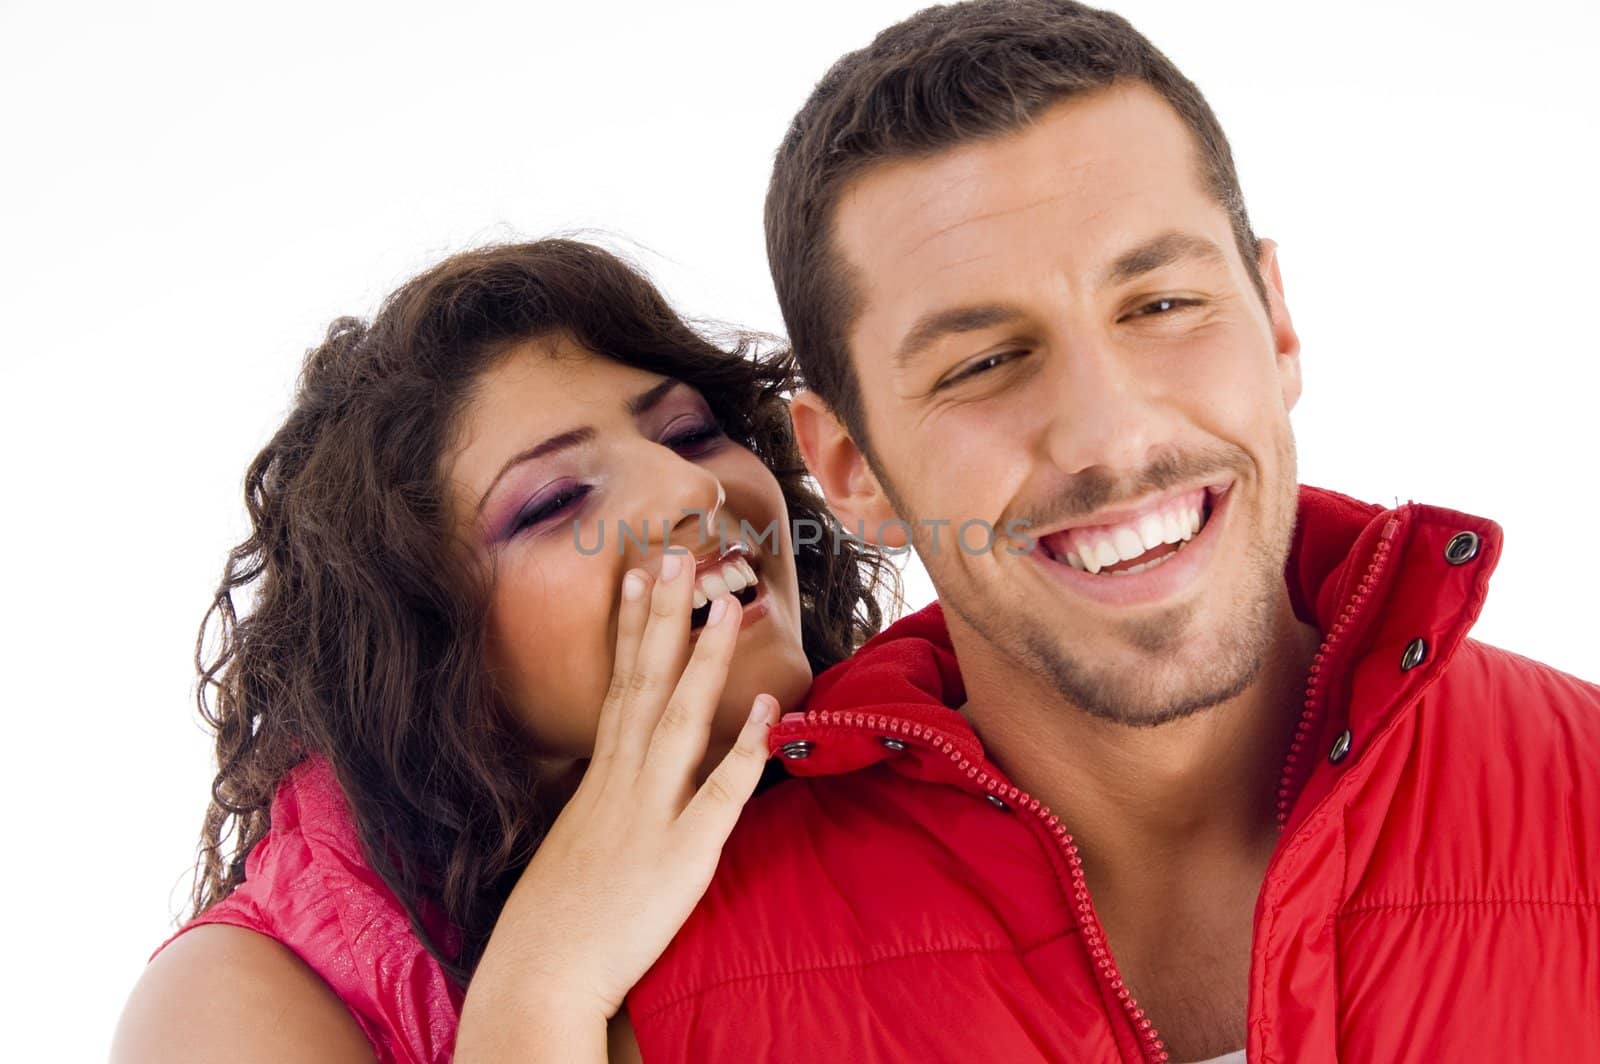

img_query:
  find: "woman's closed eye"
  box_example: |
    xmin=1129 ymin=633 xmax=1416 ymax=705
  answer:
xmin=511 ymin=481 xmax=593 ymax=535
xmin=660 ymin=417 xmax=726 ymax=456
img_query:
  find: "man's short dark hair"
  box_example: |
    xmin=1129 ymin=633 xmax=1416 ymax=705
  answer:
xmin=766 ymin=0 xmax=1262 ymax=448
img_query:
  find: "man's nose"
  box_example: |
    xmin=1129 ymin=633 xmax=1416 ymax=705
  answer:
xmin=1038 ymin=335 xmax=1179 ymax=479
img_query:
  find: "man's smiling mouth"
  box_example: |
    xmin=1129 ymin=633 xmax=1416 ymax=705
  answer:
xmin=1036 ymin=482 xmax=1230 ymax=577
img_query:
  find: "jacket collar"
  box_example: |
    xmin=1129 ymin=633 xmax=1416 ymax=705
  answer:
xmin=772 ymin=485 xmax=1502 ymax=808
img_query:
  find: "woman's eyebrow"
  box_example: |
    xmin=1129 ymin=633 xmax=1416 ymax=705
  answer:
xmin=476 ymin=427 xmax=597 ymax=515
xmin=627 ymin=377 xmax=683 ymax=417
xmin=476 ymin=378 xmax=686 ymax=515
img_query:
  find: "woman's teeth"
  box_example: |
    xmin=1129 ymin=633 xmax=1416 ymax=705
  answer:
xmin=691 ymin=556 xmax=758 ymax=609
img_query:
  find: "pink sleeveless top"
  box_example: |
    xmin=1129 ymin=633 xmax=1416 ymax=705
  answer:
xmin=153 ymin=757 xmax=463 ymax=1063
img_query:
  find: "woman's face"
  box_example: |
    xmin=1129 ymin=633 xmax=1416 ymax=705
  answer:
xmin=445 ymin=337 xmax=812 ymax=765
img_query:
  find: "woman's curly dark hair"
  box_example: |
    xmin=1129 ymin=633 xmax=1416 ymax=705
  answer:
xmin=188 ymin=239 xmax=898 ymax=986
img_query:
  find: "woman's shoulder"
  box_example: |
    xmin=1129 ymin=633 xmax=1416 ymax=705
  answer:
xmin=131 ymin=758 xmax=463 ymax=1062
xmin=113 ymin=923 xmax=375 ymax=1063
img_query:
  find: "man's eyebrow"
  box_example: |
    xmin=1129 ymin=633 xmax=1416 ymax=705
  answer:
xmin=887 ymin=234 xmax=1227 ymax=370
xmin=892 ymin=304 xmax=1025 ymax=370
xmin=475 ymin=378 xmax=685 ymax=514
xmin=1103 ymin=231 xmax=1230 ymax=287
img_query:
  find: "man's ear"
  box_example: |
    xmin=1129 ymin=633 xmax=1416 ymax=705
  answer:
xmin=788 ymin=390 xmax=909 ymax=549
xmin=1257 ymin=238 xmax=1303 ymax=413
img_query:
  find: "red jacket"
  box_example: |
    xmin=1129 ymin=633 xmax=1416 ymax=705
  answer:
xmin=629 ymin=487 xmax=1600 ymax=1062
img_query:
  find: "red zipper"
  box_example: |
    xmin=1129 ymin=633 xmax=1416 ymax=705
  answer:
xmin=786 ymin=518 xmax=1402 ymax=1061
xmin=1273 ymin=516 xmax=1398 ymax=829
xmin=793 ymin=706 xmax=1173 ymax=1061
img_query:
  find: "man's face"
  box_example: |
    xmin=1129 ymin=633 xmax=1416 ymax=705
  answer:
xmin=814 ymin=83 xmax=1304 ymax=727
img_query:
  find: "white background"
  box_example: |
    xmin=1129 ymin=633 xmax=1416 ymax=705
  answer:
xmin=2 ymin=0 xmax=1595 ymax=1057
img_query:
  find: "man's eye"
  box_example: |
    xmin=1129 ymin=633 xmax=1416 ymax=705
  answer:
xmin=1131 ymin=297 xmax=1202 ymax=317
xmin=939 ymin=350 xmax=1024 ymax=390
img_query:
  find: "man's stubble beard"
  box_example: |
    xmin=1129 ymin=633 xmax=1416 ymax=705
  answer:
xmin=887 ymin=426 xmax=1301 ymax=730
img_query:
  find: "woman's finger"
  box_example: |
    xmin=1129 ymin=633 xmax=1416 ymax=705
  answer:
xmin=641 ymin=592 xmax=743 ymax=791
xmin=591 ymin=568 xmax=652 ymax=764
xmin=612 ymin=548 xmax=695 ymax=764
xmin=679 ymin=693 xmax=779 ymax=840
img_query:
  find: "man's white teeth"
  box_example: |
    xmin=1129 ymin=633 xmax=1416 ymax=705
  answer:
xmin=1068 ymin=537 xmax=1189 ymax=576
xmin=1136 ymin=512 xmax=1167 ymax=552
xmin=1060 ymin=491 xmax=1207 ymax=575
xmin=691 ymin=557 xmax=758 ymax=609
xmin=1112 ymin=541 xmax=1187 ymax=575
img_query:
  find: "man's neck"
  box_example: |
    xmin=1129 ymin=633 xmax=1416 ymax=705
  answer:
xmin=946 ymin=600 xmax=1321 ymax=881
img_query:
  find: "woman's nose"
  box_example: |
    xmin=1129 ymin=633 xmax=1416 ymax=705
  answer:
xmin=630 ymin=443 xmax=727 ymax=555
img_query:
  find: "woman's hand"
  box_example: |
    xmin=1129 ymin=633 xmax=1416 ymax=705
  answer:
xmin=455 ymin=549 xmax=778 ymax=1060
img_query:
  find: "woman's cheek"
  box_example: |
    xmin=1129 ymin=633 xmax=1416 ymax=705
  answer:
xmin=489 ymin=549 xmax=620 ymax=757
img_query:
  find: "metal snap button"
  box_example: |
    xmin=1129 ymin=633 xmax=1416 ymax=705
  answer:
xmin=780 ymin=740 xmax=815 ymax=761
xmin=985 ymin=794 xmax=1008 ymax=810
xmin=1400 ymin=637 xmax=1427 ymax=672
xmin=878 ymin=736 xmax=907 ymax=752
xmin=1329 ymin=729 xmax=1353 ymax=764
xmin=1444 ymin=531 xmax=1481 ymax=565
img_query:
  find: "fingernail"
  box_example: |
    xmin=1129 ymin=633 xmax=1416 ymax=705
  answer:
xmin=661 ymin=551 xmax=683 ymax=581
xmin=708 ymin=596 xmax=729 ymax=626
xmin=622 ymin=571 xmax=647 ymax=601
xmin=748 ymin=694 xmax=776 ymax=724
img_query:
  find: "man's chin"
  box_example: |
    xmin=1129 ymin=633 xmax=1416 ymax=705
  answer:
xmin=1020 ymin=626 xmax=1267 ymax=730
